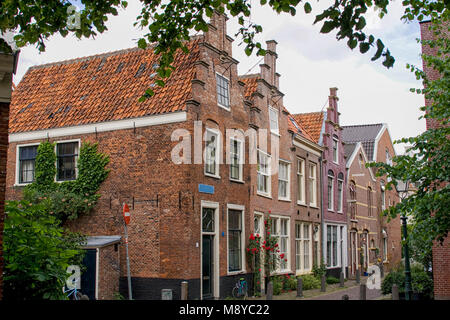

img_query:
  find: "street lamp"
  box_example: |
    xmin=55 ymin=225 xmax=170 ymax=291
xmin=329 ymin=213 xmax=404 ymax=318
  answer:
xmin=397 ymin=180 xmax=412 ymax=300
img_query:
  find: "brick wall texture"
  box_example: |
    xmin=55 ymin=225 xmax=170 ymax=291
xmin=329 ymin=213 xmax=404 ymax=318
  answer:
xmin=0 ymin=101 xmax=9 ymax=300
xmin=420 ymin=20 xmax=450 ymax=300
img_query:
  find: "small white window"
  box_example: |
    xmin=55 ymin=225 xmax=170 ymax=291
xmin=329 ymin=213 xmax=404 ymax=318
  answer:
xmin=297 ymin=159 xmax=305 ymax=204
xmin=271 ymin=216 xmax=290 ymax=272
xmin=17 ymin=144 xmax=39 ymax=184
xmin=56 ymin=141 xmax=79 ymax=181
xmin=216 ymin=73 xmax=230 ymax=110
xmin=327 ymin=170 xmax=334 ymax=211
xmin=205 ymin=129 xmax=220 ymax=177
xmin=257 ymin=150 xmax=271 ymax=196
xmin=278 ymin=161 xmax=290 ymax=200
xmin=337 ymin=173 xmax=344 ymax=213
xmin=332 ymin=136 xmax=339 ymax=163
xmin=309 ymin=163 xmax=317 ymax=206
xmin=269 ymin=106 xmax=279 ymax=135
xmin=229 ymin=138 xmax=243 ymax=182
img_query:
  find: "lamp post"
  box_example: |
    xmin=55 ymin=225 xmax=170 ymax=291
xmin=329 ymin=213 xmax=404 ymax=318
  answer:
xmin=397 ymin=180 xmax=412 ymax=300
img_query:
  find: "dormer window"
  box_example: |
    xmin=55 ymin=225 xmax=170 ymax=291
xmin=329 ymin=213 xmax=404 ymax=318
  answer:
xmin=216 ymin=73 xmax=230 ymax=110
xmin=269 ymin=106 xmax=279 ymax=135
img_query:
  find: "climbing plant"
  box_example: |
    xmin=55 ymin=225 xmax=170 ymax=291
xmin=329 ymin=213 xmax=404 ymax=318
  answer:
xmin=24 ymin=141 xmax=110 ymax=223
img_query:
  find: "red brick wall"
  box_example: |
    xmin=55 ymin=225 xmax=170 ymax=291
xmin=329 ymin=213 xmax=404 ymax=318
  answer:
xmin=0 ymin=101 xmax=9 ymax=300
xmin=420 ymin=20 xmax=450 ymax=300
xmin=97 ymin=245 xmax=120 ymax=300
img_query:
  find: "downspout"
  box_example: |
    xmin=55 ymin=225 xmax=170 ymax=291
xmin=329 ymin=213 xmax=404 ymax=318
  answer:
xmin=319 ymin=156 xmax=324 ymax=269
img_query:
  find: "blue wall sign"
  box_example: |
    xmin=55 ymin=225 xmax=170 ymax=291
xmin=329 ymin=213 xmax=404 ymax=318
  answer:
xmin=199 ymin=184 xmax=214 ymax=194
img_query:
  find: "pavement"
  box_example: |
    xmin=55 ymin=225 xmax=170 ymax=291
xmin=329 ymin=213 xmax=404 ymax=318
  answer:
xmin=248 ymin=277 xmax=387 ymax=301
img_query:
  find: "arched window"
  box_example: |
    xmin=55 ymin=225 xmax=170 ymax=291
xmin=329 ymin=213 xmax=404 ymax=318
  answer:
xmin=327 ymin=170 xmax=334 ymax=211
xmin=380 ymin=180 xmax=386 ymax=209
xmin=359 ymin=153 xmax=364 ymax=169
xmin=337 ymin=173 xmax=344 ymax=213
xmin=332 ymin=135 xmax=339 ymax=163
xmin=367 ymin=186 xmax=373 ymax=217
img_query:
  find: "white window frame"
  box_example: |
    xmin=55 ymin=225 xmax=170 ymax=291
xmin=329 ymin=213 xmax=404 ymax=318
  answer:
xmin=332 ymin=136 xmax=339 ymax=164
xmin=295 ymin=222 xmax=312 ymax=275
xmin=15 ymin=142 xmax=40 ymax=186
xmin=204 ymin=128 xmax=221 ymax=179
xmin=55 ymin=139 xmax=81 ymax=182
xmin=337 ymin=176 xmax=344 ymax=213
xmin=381 ymin=182 xmax=386 ymax=210
xmin=257 ymin=149 xmax=271 ymax=197
xmin=309 ymin=163 xmax=317 ymax=207
xmin=327 ymin=172 xmax=334 ymax=211
xmin=229 ymin=137 xmax=244 ymax=183
xmin=324 ymin=223 xmax=347 ymax=269
xmin=268 ymin=106 xmax=279 ymax=135
xmin=270 ymin=215 xmax=291 ymax=273
xmin=278 ymin=160 xmax=291 ymax=201
xmin=297 ymin=158 xmax=306 ymax=205
xmin=216 ymin=72 xmax=230 ymax=111
xmin=227 ymin=204 xmax=246 ymax=275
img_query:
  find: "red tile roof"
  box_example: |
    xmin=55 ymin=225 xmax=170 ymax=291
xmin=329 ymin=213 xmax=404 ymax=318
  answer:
xmin=292 ymin=112 xmax=324 ymax=143
xmin=10 ymin=38 xmax=201 ymax=133
xmin=284 ymin=108 xmax=315 ymax=143
xmin=239 ymin=75 xmax=259 ymax=100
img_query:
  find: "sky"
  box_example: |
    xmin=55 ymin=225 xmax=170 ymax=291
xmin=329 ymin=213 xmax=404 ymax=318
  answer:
xmin=12 ymin=0 xmax=426 ymax=155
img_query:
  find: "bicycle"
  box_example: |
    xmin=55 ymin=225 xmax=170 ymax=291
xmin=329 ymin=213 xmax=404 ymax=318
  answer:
xmin=232 ymin=277 xmax=248 ymax=299
xmin=63 ymin=279 xmax=82 ymax=300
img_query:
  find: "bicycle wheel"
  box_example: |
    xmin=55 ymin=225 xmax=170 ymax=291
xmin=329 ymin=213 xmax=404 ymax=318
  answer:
xmin=232 ymin=286 xmax=239 ymax=299
xmin=242 ymin=281 xmax=248 ymax=299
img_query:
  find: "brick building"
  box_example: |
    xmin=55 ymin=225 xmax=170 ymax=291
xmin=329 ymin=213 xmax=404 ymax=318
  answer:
xmin=0 ymin=42 xmax=19 ymax=300
xmin=342 ymin=124 xmax=401 ymax=276
xmin=6 ymin=12 xmax=322 ymax=300
xmin=293 ymin=88 xmax=348 ymax=278
xmin=420 ymin=20 xmax=450 ymax=300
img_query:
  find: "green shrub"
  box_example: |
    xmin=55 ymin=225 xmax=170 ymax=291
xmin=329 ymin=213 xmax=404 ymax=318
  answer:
xmin=272 ymin=276 xmax=283 ymax=295
xmin=326 ymin=276 xmax=340 ymax=284
xmin=287 ymin=276 xmax=297 ymax=290
xmin=300 ymin=274 xmax=321 ymax=290
xmin=381 ymin=264 xmax=433 ymax=299
xmin=312 ymin=263 xmax=327 ymax=279
xmin=381 ymin=270 xmax=405 ymax=295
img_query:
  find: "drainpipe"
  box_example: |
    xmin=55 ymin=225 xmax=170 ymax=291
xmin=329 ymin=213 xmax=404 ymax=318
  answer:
xmin=319 ymin=156 xmax=324 ymax=269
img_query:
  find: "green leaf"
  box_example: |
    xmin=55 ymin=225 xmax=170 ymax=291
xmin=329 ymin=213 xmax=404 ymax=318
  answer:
xmin=320 ymin=21 xmax=335 ymax=34
xmin=304 ymin=2 xmax=312 ymax=14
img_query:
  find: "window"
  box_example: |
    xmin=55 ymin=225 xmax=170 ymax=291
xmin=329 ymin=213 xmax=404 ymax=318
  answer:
xmin=230 ymin=139 xmax=243 ymax=181
xmin=349 ymin=181 xmax=357 ymax=220
xmin=359 ymin=153 xmax=364 ymax=169
xmin=326 ymin=225 xmax=339 ymax=267
xmin=17 ymin=145 xmax=38 ymax=184
xmin=297 ymin=159 xmax=305 ymax=204
xmin=202 ymin=207 xmax=215 ymax=232
xmin=295 ymin=222 xmax=312 ymax=273
xmin=381 ymin=181 xmax=386 ymax=210
xmin=309 ymin=163 xmax=317 ymax=206
xmin=271 ymin=216 xmax=290 ymax=272
xmin=56 ymin=142 xmax=79 ymax=181
xmin=367 ymin=186 xmax=373 ymax=217
xmin=228 ymin=209 xmax=243 ymax=272
xmin=216 ymin=73 xmax=230 ymax=109
xmin=327 ymin=170 xmax=334 ymax=211
xmin=332 ymin=136 xmax=339 ymax=163
xmin=278 ymin=161 xmax=290 ymax=200
xmin=269 ymin=107 xmax=279 ymax=135
xmin=257 ymin=150 xmax=271 ymax=196
xmin=337 ymin=173 xmax=344 ymax=213
xmin=205 ymin=130 xmax=219 ymax=177
xmin=383 ymin=234 xmax=388 ymax=262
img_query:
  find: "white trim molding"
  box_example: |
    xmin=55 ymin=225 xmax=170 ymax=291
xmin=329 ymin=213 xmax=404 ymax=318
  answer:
xmin=9 ymin=111 xmax=188 ymax=143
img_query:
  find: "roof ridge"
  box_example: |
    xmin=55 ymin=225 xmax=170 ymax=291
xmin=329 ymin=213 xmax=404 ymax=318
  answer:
xmin=342 ymin=123 xmax=385 ymax=128
xmin=293 ymin=111 xmax=324 ymax=116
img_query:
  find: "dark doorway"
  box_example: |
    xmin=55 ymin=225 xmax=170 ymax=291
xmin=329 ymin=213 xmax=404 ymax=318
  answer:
xmin=202 ymin=235 xmax=214 ymax=299
xmin=81 ymin=249 xmax=97 ymax=300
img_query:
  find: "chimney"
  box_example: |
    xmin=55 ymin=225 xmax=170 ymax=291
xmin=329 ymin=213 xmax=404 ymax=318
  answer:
xmin=204 ymin=10 xmax=232 ymax=56
xmin=260 ymin=40 xmax=279 ymax=89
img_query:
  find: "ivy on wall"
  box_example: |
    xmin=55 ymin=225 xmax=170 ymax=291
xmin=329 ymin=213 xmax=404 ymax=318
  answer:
xmin=24 ymin=141 xmax=110 ymax=223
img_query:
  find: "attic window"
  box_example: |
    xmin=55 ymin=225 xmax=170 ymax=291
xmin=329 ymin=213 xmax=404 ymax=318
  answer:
xmin=116 ymin=62 xmax=124 ymax=73
xmin=135 ymin=63 xmax=147 ymax=78
xmin=81 ymin=63 xmax=89 ymax=70
xmin=80 ymin=95 xmax=88 ymax=101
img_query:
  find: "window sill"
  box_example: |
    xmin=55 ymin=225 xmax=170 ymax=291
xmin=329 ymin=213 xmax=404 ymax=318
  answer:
xmin=295 ymin=270 xmax=312 ymax=276
xmin=227 ymin=270 xmax=246 ymax=276
xmin=350 ymin=219 xmax=358 ymax=223
xmin=270 ymin=131 xmax=280 ymax=137
xmin=14 ymin=183 xmax=31 ymax=187
xmin=297 ymin=201 xmax=307 ymax=207
xmin=278 ymin=197 xmax=291 ymax=202
xmin=218 ymin=103 xmax=230 ymax=111
xmin=257 ymin=192 xmax=272 ymax=199
xmin=229 ymin=178 xmax=245 ymax=184
xmin=205 ymin=173 xmax=221 ymax=180
xmin=309 ymin=204 xmax=319 ymax=209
